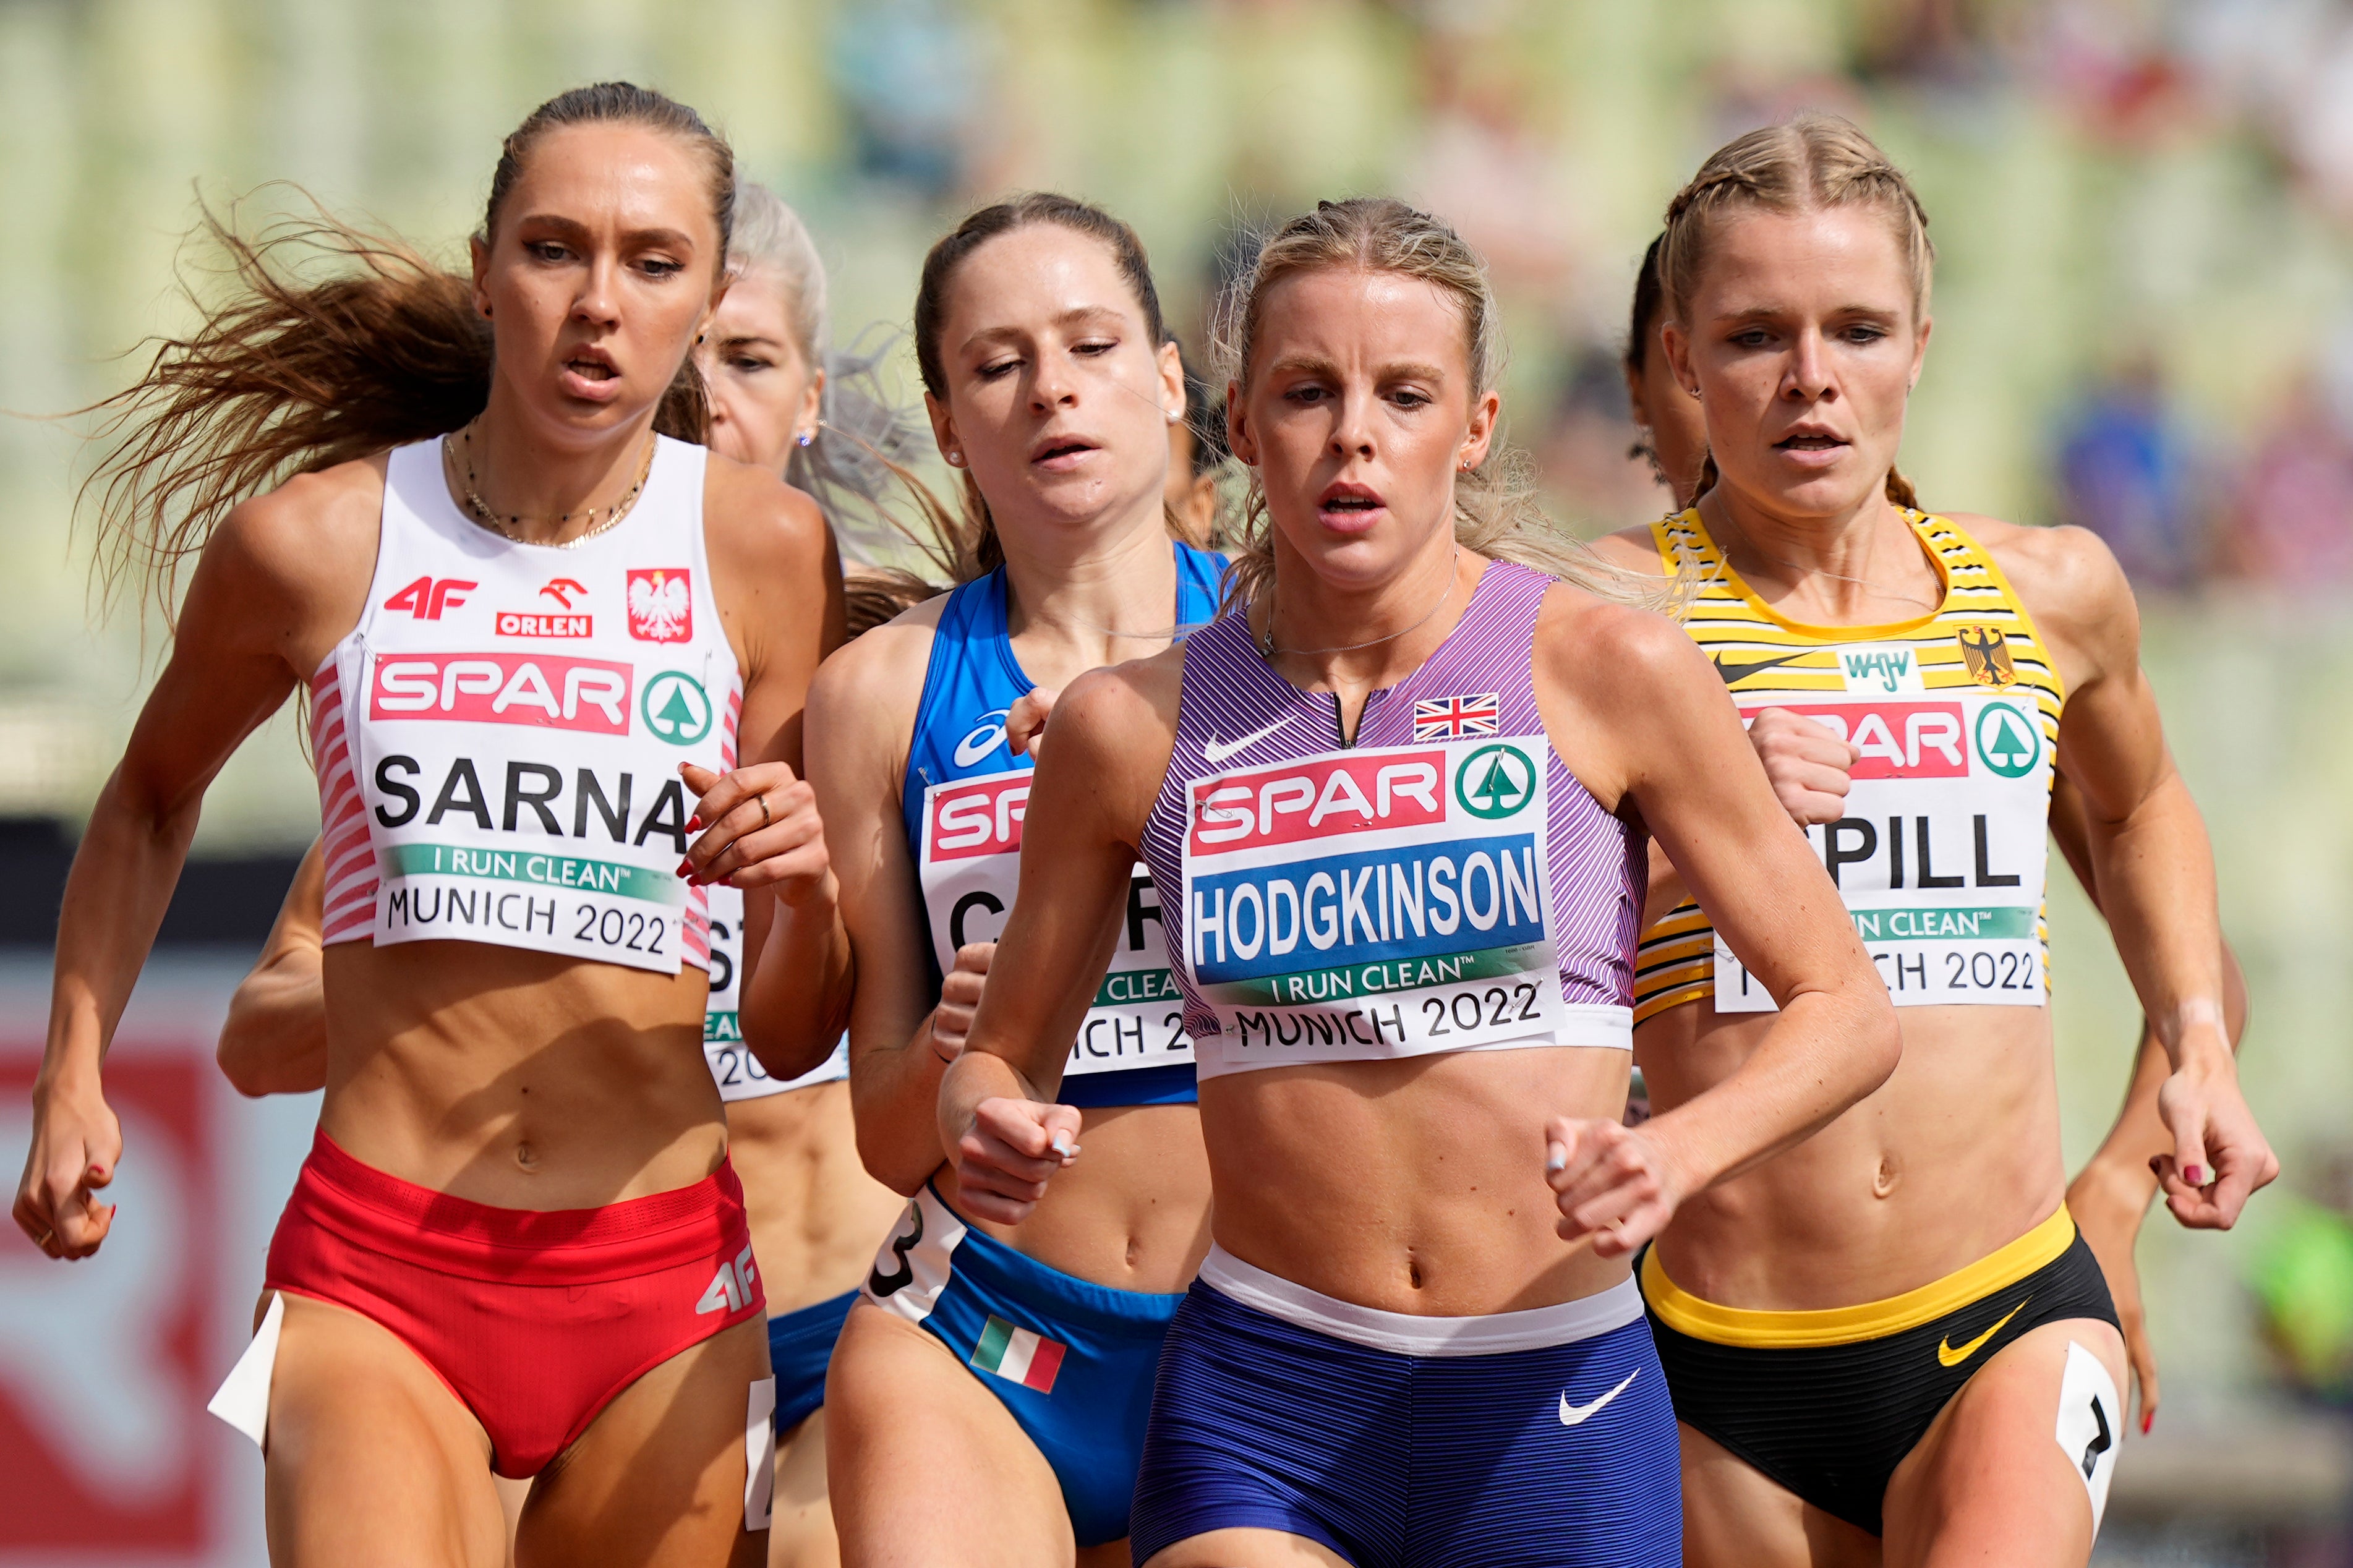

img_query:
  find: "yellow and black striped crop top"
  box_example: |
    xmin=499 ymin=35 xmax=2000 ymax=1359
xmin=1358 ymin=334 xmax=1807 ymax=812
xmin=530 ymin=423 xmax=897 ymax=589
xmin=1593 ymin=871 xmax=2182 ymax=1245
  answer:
xmin=1634 ymin=508 xmax=2065 ymax=1024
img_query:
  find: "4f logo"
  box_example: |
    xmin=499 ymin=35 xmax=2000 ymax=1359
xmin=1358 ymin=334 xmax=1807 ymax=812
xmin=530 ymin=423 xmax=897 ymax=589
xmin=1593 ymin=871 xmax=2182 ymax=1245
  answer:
xmin=382 ymin=576 xmax=476 ymax=620
xmin=695 ymin=1243 xmax=761 ymax=1315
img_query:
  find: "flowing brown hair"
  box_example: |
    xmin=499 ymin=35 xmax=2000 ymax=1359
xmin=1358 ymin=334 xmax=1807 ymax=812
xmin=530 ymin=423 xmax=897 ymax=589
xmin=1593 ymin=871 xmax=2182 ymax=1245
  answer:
xmin=82 ymin=82 xmax=733 ymax=625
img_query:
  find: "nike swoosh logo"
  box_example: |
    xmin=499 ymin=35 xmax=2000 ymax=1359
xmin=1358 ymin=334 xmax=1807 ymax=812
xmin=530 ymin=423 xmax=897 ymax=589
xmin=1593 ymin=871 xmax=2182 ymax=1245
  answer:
xmin=1712 ymin=650 xmax=1811 ymax=686
xmin=1557 ymin=1368 xmax=1638 ymax=1426
xmin=1936 ymin=1297 xmax=2029 ymax=1368
xmin=1202 ymin=715 xmax=1294 ymax=764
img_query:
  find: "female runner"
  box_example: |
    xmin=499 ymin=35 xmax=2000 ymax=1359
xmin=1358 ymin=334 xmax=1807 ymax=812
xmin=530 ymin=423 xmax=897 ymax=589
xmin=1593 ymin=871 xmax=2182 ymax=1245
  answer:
xmin=208 ymin=177 xmax=908 ymax=1567
xmin=1587 ymin=115 xmax=2275 ymax=1565
xmin=753 ymin=194 xmax=1226 ymax=1568
xmin=1619 ymin=223 xmax=2253 ymax=1439
xmin=16 ymin=84 xmax=845 ymax=1566
xmin=942 ymin=195 xmax=1900 ymax=1568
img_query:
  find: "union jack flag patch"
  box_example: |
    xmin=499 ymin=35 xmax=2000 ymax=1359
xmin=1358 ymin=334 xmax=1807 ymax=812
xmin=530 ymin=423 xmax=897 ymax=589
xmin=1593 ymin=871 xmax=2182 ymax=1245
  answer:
xmin=1412 ymin=692 xmax=1500 ymax=741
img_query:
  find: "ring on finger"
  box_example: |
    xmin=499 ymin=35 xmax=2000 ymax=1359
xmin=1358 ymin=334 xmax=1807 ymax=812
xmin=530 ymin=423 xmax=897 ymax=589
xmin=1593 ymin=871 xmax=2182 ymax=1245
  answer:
xmin=756 ymin=793 xmax=772 ymax=829
xmin=34 ymin=1227 xmax=54 ymax=1249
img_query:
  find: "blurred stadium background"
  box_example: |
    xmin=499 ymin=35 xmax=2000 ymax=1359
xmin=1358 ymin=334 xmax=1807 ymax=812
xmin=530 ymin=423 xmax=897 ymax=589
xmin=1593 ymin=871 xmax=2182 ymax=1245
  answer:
xmin=2 ymin=1 xmax=2351 ymax=1562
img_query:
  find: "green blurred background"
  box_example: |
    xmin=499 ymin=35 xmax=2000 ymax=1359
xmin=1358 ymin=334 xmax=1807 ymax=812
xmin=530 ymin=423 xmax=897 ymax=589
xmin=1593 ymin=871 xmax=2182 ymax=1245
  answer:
xmin=2 ymin=0 xmax=2351 ymax=1560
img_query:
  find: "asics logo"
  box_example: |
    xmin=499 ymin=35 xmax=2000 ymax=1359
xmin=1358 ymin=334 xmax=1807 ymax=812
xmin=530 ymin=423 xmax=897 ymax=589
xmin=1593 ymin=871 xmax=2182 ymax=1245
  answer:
xmin=1202 ymin=715 xmax=1294 ymax=764
xmin=954 ymin=711 xmax=1010 ymax=768
xmin=1557 ymin=1368 xmax=1638 ymax=1426
xmin=1936 ymin=1298 xmax=2028 ymax=1368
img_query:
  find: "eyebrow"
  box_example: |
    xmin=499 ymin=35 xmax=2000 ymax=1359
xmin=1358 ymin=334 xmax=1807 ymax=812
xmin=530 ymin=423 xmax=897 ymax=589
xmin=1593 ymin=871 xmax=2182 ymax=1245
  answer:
xmin=511 ymin=213 xmax=699 ymax=252
xmin=1263 ymin=352 xmax=1451 ymax=384
xmin=958 ymin=305 xmax=1132 ymax=354
xmin=1712 ymin=302 xmax=1903 ymax=326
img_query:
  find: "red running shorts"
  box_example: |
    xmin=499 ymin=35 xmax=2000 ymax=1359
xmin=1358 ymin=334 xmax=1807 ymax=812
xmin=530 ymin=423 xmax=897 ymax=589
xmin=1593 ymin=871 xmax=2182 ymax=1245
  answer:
xmin=265 ymin=1130 xmax=766 ymax=1476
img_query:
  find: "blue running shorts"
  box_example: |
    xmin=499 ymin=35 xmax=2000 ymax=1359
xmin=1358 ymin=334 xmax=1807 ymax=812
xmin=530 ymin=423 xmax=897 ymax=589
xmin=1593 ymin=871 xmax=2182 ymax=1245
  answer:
xmin=860 ymin=1183 xmax=1185 ymax=1547
xmin=1130 ymin=1248 xmax=1681 ymax=1568
xmin=767 ymin=1289 xmax=858 ymax=1436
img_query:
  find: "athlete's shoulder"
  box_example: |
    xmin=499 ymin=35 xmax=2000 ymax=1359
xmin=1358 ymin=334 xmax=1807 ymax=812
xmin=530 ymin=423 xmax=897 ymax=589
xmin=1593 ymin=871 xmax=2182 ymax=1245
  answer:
xmin=214 ymin=452 xmax=388 ymax=596
xmin=1537 ymin=581 xmax=1707 ymax=688
xmin=1059 ymin=639 xmax=1185 ymax=744
xmin=1589 ymin=521 xmax=1676 ymax=576
xmin=701 ymin=449 xmax=830 ymax=569
xmin=807 ymin=589 xmax=943 ymax=738
xmin=1946 ymin=511 xmax=2134 ymax=642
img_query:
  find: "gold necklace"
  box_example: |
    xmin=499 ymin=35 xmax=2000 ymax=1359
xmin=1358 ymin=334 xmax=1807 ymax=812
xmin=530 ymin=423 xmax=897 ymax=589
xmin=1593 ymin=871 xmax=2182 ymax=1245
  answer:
xmin=1257 ymin=548 xmax=1460 ymax=658
xmin=444 ymin=422 xmax=656 ymax=549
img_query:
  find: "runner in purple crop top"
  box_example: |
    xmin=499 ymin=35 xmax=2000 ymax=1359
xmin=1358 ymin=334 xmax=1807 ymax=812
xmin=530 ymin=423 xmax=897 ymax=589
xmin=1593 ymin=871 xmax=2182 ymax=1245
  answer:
xmin=936 ymin=197 xmax=1904 ymax=1568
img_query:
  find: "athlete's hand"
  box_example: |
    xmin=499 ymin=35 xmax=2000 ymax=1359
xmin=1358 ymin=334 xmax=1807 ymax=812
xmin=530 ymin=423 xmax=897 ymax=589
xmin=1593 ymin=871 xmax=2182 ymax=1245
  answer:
xmin=929 ymin=944 xmax=996 ymax=1063
xmin=1544 ymin=1116 xmax=1689 ymax=1259
xmin=1746 ymin=708 xmax=1860 ymax=827
xmin=950 ymin=1097 xmax=1083 ymax=1224
xmin=680 ymin=761 xmax=831 ymax=905
xmin=2068 ymin=1154 xmax=2161 ymax=1432
xmin=2151 ymin=1054 xmax=2277 ymax=1230
xmin=14 ymin=1068 xmax=121 ymax=1260
xmin=1007 ymin=688 xmax=1060 ymax=759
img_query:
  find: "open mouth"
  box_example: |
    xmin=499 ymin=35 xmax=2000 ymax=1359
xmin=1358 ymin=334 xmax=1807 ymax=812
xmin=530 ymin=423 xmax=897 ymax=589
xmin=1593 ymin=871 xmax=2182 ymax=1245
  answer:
xmin=1774 ymin=431 xmax=1848 ymax=453
xmin=1030 ymin=435 xmax=1100 ymax=470
xmin=1317 ymin=481 xmax=1386 ymax=525
xmin=566 ymin=355 xmax=620 ymax=383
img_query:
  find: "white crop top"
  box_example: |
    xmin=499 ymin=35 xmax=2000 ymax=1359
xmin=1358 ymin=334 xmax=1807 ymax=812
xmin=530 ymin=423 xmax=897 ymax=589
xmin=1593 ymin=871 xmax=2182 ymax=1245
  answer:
xmin=312 ymin=437 xmax=741 ymax=974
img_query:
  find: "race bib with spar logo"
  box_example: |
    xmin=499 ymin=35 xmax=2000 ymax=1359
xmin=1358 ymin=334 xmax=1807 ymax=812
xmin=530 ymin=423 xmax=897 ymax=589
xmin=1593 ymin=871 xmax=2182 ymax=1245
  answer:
xmin=1178 ymin=739 xmax=1625 ymax=1077
xmin=347 ymin=643 xmax=727 ymax=974
xmin=919 ymin=769 xmax=1195 ymax=1079
xmin=1712 ymin=689 xmax=2051 ymax=1010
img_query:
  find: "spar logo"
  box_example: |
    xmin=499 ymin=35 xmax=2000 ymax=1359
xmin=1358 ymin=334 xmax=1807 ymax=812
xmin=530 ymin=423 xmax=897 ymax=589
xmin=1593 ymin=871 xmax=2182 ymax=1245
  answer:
xmin=371 ymin=653 xmax=631 ymax=734
xmin=1190 ymin=750 xmax=1446 ymax=855
xmin=641 ymin=671 xmax=714 ymax=746
xmin=1737 ymin=700 xmax=1969 ymax=780
xmin=1974 ymin=701 xmax=2042 ymax=778
xmin=928 ymin=774 xmax=1028 ymax=861
xmin=1454 ymin=744 xmax=1535 ymax=819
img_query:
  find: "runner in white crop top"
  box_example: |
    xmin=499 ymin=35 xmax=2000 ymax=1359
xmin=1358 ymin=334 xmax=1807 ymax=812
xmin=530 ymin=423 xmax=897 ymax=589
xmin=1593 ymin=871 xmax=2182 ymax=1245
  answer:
xmin=19 ymin=88 xmax=847 ymax=1567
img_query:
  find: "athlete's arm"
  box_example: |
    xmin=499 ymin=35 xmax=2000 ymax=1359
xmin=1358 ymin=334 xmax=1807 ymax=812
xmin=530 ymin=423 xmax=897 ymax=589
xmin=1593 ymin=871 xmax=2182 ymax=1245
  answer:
xmin=774 ymin=605 xmax=967 ymax=1195
xmin=1987 ymin=517 xmax=2275 ymax=1229
xmin=216 ymin=840 xmax=330 ymax=1097
xmin=936 ymin=659 xmax=1176 ymax=1224
xmin=1537 ymin=593 xmax=1902 ymax=1258
xmin=690 ymin=461 xmax=847 ymax=1081
xmin=2051 ymin=771 xmax=2250 ymax=1430
xmin=15 ymin=466 xmax=378 ymax=1259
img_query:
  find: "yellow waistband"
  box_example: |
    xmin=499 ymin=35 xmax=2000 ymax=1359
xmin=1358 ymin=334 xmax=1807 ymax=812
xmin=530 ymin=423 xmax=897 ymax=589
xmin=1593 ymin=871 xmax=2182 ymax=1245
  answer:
xmin=1641 ymin=1205 xmax=2076 ymax=1349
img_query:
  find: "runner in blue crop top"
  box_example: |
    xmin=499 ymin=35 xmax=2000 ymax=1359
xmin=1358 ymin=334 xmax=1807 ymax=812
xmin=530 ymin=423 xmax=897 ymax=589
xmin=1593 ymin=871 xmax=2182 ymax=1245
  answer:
xmin=899 ymin=543 xmax=1223 ymax=1110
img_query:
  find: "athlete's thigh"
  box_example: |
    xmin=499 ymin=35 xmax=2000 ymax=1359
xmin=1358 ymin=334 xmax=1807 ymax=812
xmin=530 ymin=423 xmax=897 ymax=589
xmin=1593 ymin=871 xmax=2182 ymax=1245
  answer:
xmin=519 ymin=1315 xmax=772 ymax=1568
xmin=1140 ymin=1528 xmax=1352 ymax=1567
xmin=825 ymin=1303 xmax=1074 ymax=1568
xmin=1882 ymin=1318 xmax=2125 ymax=1568
xmin=769 ymin=1409 xmax=838 ymax=1568
xmin=264 ymin=1293 xmax=507 ymax=1568
xmin=1680 ymin=1425 xmax=1881 ymax=1568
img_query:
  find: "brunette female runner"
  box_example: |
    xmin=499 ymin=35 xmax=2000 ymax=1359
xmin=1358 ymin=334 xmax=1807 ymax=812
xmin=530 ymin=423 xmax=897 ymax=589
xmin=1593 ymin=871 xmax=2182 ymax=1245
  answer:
xmin=209 ymin=177 xmax=908 ymax=1568
xmin=1587 ymin=115 xmax=2276 ymax=1566
xmin=943 ymin=195 xmax=1900 ymax=1568
xmin=747 ymin=195 xmax=1224 ymax=1568
xmin=16 ymin=85 xmax=847 ymax=1567
xmin=1620 ymin=224 xmax=2253 ymax=1439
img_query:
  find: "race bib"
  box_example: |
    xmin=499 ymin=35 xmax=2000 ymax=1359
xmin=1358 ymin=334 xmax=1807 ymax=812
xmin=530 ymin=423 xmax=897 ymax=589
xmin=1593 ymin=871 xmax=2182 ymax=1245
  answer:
xmin=701 ymin=883 xmax=850 ymax=1100
xmin=1713 ymin=692 xmax=2049 ymax=1011
xmin=1179 ymin=739 xmax=1624 ymax=1077
xmin=918 ymin=769 xmax=1194 ymax=1079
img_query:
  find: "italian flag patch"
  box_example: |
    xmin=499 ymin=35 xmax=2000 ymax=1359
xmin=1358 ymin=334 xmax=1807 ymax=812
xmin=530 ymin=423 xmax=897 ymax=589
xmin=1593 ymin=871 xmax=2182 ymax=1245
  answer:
xmin=970 ymin=1315 xmax=1065 ymax=1393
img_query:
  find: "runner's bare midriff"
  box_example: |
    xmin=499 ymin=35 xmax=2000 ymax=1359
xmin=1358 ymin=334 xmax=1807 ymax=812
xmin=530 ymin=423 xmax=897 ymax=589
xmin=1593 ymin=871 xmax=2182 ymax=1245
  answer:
xmin=1203 ymin=1046 xmax=1634 ymax=1316
xmin=317 ymin=938 xmax=728 ymax=1210
xmin=728 ymin=1080 xmax=910 ymax=1314
xmin=937 ymin=1104 xmax=1211 ymax=1293
xmin=1642 ymin=997 xmax=2064 ymax=1310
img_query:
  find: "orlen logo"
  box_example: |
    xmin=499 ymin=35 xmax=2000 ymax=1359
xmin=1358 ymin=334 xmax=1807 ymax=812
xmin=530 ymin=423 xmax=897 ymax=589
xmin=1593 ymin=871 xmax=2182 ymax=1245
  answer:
xmin=928 ymin=775 xmax=1030 ymax=861
xmin=370 ymin=652 xmax=633 ymax=734
xmin=495 ymin=611 xmax=591 ymax=638
xmin=1747 ymin=701 xmax=1967 ymax=780
xmin=1190 ymin=750 xmax=1446 ymax=855
xmin=382 ymin=576 xmax=476 ymax=620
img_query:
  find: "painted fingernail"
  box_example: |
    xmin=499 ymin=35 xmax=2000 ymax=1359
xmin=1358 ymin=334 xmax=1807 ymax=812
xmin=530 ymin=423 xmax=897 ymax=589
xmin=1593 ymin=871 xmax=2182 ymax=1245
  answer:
xmin=2186 ymin=1165 xmax=2206 ymax=1187
xmin=2142 ymin=1411 xmax=2153 ymax=1435
xmin=687 ymin=815 xmax=704 ymax=831
xmin=1049 ymin=1131 xmax=1077 ymax=1157
xmin=676 ymin=859 xmax=693 ymax=877
xmin=1546 ymin=1143 xmax=1568 ymax=1173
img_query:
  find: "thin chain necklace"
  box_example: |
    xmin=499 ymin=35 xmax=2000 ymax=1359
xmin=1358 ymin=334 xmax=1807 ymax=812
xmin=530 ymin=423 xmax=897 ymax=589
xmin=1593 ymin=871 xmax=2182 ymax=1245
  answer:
xmin=1710 ymin=512 xmax=1940 ymax=613
xmin=443 ymin=421 xmax=655 ymax=549
xmin=1257 ymin=548 xmax=1460 ymax=658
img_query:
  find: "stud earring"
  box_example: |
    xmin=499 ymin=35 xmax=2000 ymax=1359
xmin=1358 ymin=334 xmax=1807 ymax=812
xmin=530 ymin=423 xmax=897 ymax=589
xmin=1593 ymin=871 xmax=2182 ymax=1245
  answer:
xmin=797 ymin=432 xmax=814 ymax=448
xmin=947 ymin=451 xmax=965 ymax=468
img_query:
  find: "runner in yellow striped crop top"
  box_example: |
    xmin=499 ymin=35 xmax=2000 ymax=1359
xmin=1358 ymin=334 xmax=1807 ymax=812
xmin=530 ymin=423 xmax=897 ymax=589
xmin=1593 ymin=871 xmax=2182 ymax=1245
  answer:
xmin=1633 ymin=505 xmax=2065 ymax=1025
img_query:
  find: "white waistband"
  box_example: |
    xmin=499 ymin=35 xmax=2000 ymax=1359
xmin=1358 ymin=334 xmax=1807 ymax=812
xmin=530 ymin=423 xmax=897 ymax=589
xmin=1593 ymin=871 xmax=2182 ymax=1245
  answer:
xmin=1198 ymin=1244 xmax=1644 ymax=1357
